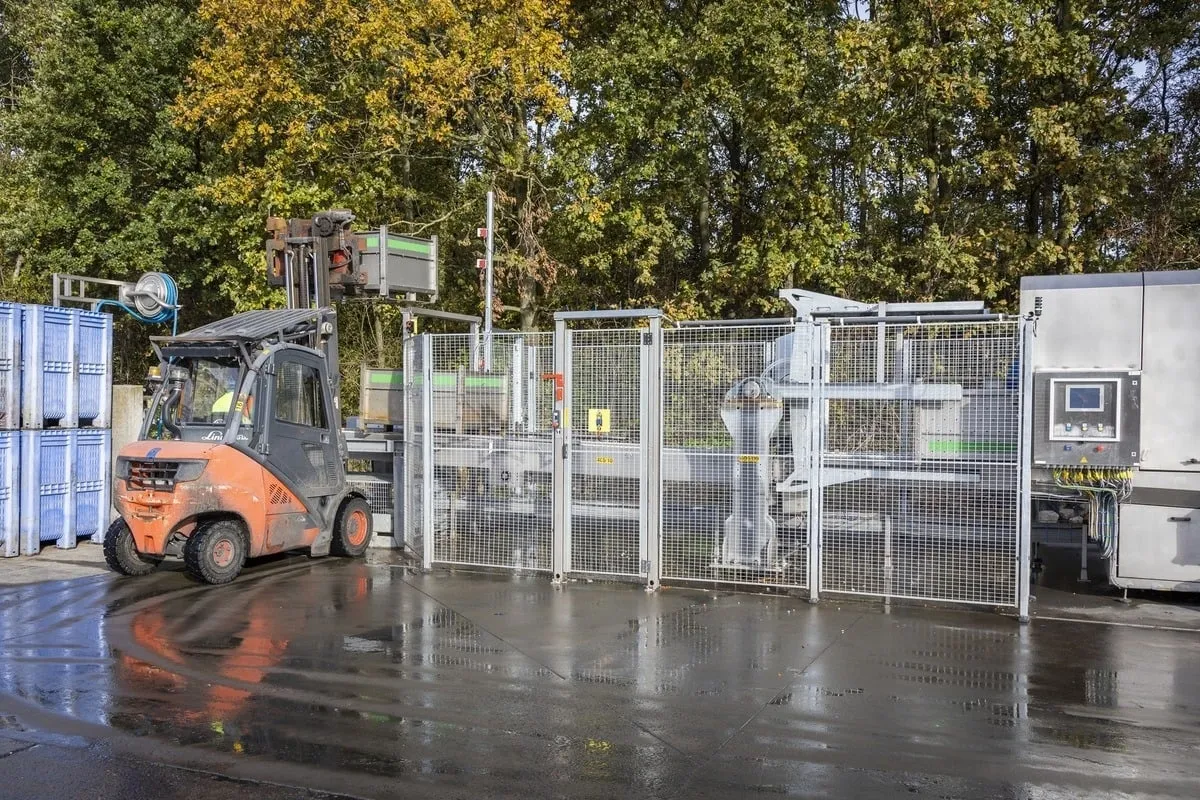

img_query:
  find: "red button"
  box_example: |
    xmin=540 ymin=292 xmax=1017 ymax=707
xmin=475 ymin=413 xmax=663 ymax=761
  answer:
xmin=1094 ymin=446 xmax=1105 ymax=453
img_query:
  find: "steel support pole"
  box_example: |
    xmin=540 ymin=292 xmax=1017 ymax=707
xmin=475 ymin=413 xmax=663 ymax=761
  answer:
xmin=642 ymin=317 xmax=663 ymax=591
xmin=511 ymin=336 xmax=524 ymax=431
xmin=550 ymin=318 xmax=568 ymax=582
xmin=378 ymin=224 xmax=389 ymax=299
xmin=399 ymin=331 xmax=413 ymax=553
xmin=420 ymin=335 xmax=435 ymax=571
xmin=483 ymin=190 xmax=495 ymax=371
xmin=1017 ymin=319 xmax=1034 ymax=622
xmin=807 ymin=322 xmax=825 ymax=603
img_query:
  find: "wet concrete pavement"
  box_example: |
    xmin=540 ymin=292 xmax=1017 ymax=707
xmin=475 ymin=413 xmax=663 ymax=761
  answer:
xmin=1 ymin=555 xmax=1198 ymax=799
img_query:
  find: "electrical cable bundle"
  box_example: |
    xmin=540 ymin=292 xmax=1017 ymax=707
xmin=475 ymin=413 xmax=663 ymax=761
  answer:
xmin=1051 ymin=467 xmax=1134 ymax=559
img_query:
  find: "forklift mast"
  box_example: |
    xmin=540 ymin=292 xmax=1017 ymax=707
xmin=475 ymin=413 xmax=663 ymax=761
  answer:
xmin=264 ymin=210 xmax=357 ymax=390
xmin=262 ymin=209 xmax=442 ymax=437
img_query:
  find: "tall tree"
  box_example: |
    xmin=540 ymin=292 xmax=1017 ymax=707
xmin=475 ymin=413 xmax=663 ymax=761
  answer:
xmin=0 ymin=0 xmax=222 ymax=378
xmin=177 ymin=0 xmax=571 ymax=332
xmin=554 ymin=0 xmax=850 ymax=319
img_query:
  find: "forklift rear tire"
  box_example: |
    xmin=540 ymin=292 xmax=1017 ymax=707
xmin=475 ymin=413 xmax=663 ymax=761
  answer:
xmin=184 ymin=520 xmax=247 ymax=585
xmin=103 ymin=518 xmax=162 ymax=577
xmin=332 ymin=497 xmax=372 ymax=557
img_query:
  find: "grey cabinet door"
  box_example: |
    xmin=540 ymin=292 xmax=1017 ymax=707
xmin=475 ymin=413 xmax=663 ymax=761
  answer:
xmin=1140 ymin=281 xmax=1200 ymax=473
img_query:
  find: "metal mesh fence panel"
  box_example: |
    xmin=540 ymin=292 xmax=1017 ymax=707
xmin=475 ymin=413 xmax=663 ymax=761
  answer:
xmin=817 ymin=320 xmax=1022 ymax=607
xmin=566 ymin=328 xmax=646 ymax=578
xmin=427 ymin=332 xmax=554 ymax=572
xmin=658 ymin=324 xmax=807 ymax=589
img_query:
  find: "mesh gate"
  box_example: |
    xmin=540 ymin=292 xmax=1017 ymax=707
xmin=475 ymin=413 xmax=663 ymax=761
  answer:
xmin=564 ymin=328 xmax=649 ymax=579
xmin=815 ymin=320 xmax=1023 ymax=607
xmin=424 ymin=332 xmax=555 ymax=572
xmin=659 ymin=325 xmax=808 ymax=590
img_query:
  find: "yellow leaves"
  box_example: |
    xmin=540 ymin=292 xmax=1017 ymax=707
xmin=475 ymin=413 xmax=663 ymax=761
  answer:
xmin=177 ymin=0 xmax=570 ymax=185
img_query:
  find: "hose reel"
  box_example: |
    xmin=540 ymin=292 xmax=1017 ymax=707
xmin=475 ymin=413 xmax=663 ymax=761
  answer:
xmin=52 ymin=270 xmax=181 ymax=331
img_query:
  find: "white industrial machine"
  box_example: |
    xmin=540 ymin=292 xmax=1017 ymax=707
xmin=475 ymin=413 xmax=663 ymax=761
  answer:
xmin=1021 ymin=270 xmax=1200 ymax=592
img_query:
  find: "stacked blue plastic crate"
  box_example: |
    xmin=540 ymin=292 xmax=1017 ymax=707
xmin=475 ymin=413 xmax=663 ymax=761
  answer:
xmin=0 ymin=302 xmax=19 ymax=557
xmin=0 ymin=304 xmax=113 ymax=556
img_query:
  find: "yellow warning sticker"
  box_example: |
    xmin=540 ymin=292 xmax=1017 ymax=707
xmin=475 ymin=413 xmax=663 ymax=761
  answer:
xmin=737 ymin=454 xmax=760 ymax=463
xmin=1079 ymin=456 xmax=1089 ymax=464
xmin=588 ymin=408 xmax=611 ymax=433
xmin=596 ymin=456 xmax=615 ymax=465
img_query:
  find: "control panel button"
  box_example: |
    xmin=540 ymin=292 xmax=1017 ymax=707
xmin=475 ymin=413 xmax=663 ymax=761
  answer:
xmin=1081 ymin=423 xmax=1089 ymax=432
xmin=1094 ymin=446 xmax=1105 ymax=453
xmin=1065 ymin=423 xmax=1073 ymax=432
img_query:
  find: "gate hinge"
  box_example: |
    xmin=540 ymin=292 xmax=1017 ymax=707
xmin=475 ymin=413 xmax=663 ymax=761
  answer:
xmin=642 ymin=331 xmax=654 ymax=346
xmin=562 ymin=442 xmax=569 ymax=460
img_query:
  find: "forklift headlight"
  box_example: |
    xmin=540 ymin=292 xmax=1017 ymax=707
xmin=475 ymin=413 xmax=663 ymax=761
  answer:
xmin=115 ymin=458 xmax=132 ymax=480
xmin=174 ymin=460 xmax=208 ymax=482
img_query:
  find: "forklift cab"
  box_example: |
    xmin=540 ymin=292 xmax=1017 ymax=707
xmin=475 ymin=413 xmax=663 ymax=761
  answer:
xmin=144 ymin=342 xmax=344 ymax=502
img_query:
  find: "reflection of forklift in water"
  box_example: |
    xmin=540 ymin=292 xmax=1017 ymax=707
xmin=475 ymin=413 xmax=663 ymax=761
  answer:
xmin=115 ymin=571 xmax=372 ymax=743
xmin=105 ymin=211 xmax=439 ymax=584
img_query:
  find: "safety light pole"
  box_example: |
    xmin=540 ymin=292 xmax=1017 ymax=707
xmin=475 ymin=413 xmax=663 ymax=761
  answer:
xmin=482 ymin=190 xmax=495 ymax=371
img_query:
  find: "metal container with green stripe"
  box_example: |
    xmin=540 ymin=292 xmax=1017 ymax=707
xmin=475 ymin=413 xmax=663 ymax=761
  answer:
xmin=359 ymin=365 xmax=509 ymax=431
xmin=359 ymin=368 xmax=406 ymax=426
xmin=358 ymin=230 xmax=438 ymax=298
xmin=914 ymin=386 xmax=1018 ymax=461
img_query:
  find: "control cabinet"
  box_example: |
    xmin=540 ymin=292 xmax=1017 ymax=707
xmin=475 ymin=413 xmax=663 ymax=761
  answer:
xmin=1032 ymin=369 xmax=1141 ymax=467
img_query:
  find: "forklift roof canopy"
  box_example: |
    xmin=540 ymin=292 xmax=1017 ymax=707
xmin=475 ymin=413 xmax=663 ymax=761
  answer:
xmin=151 ymin=308 xmax=329 ymax=362
xmin=155 ymin=309 xmax=325 ymax=345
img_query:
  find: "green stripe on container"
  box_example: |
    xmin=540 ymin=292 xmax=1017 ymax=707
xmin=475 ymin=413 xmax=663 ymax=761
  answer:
xmin=927 ymin=439 xmax=1017 ymax=454
xmin=361 ymin=236 xmax=432 ymax=256
xmin=367 ymin=372 xmax=404 ymax=386
xmin=388 ymin=237 xmax=431 ymax=256
xmin=409 ymin=375 xmax=455 ymax=388
xmin=409 ymin=373 xmax=504 ymax=388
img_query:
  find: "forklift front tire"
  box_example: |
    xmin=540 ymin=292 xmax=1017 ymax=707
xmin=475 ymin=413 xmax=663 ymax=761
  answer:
xmin=332 ymin=497 xmax=372 ymax=558
xmin=103 ymin=518 xmax=162 ymax=577
xmin=184 ymin=520 xmax=248 ymax=585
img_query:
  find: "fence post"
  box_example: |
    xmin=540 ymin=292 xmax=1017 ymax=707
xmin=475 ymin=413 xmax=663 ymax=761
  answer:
xmin=1017 ymin=318 xmax=1034 ymax=622
xmin=551 ymin=318 xmax=568 ymax=583
xmin=398 ymin=334 xmax=411 ymax=554
xmin=806 ymin=321 xmax=825 ymax=603
xmin=420 ymin=334 xmax=434 ymax=571
xmin=642 ymin=316 xmax=663 ymax=591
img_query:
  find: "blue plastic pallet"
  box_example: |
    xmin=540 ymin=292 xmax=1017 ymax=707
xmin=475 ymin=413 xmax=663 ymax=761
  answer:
xmin=0 ymin=302 xmax=19 ymax=429
xmin=21 ymin=305 xmax=79 ymax=428
xmin=0 ymin=431 xmax=18 ymax=557
xmin=73 ymin=429 xmax=111 ymax=544
xmin=19 ymin=429 xmax=75 ymax=552
xmin=76 ymin=310 xmax=113 ymax=426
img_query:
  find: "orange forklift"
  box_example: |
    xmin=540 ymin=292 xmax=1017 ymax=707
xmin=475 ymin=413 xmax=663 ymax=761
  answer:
xmin=105 ymin=211 xmax=395 ymax=584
